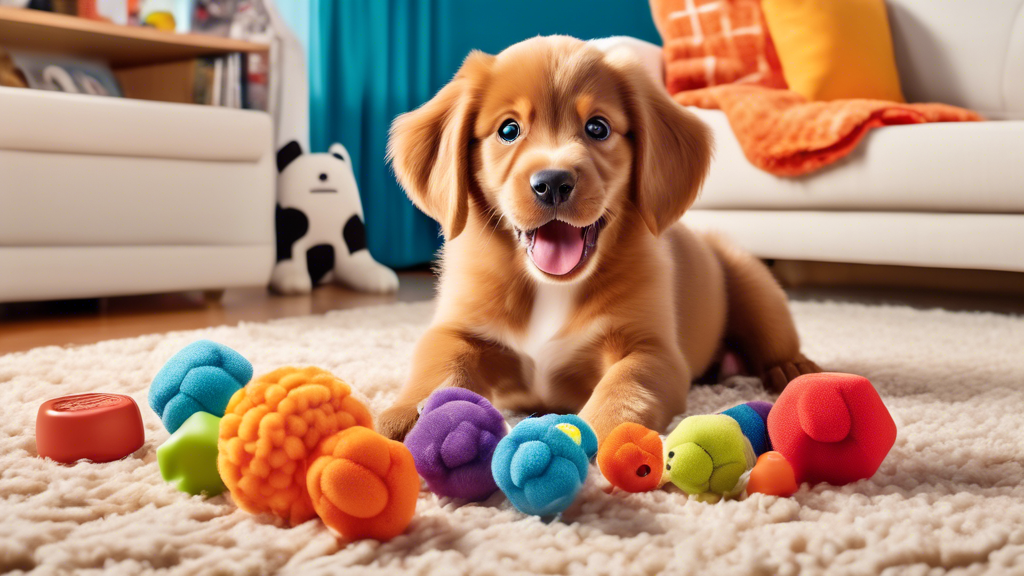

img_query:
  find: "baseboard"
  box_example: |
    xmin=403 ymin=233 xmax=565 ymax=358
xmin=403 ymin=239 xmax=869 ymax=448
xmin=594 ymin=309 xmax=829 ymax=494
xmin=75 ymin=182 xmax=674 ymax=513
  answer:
xmin=770 ymin=260 xmax=1024 ymax=296
xmin=0 ymin=245 xmax=274 ymax=302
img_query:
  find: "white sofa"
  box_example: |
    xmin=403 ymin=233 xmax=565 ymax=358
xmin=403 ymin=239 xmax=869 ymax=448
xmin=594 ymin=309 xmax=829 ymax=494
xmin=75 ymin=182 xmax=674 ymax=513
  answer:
xmin=616 ymin=0 xmax=1024 ymax=273
xmin=0 ymin=88 xmax=276 ymax=302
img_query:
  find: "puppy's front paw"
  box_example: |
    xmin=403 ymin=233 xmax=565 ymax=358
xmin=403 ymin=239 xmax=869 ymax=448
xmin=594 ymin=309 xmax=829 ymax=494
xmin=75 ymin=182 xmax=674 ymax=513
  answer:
xmin=377 ymin=403 xmax=420 ymax=441
xmin=270 ymin=260 xmax=313 ymax=295
xmin=336 ymin=256 xmax=400 ymax=294
xmin=760 ymin=353 xmax=822 ymax=392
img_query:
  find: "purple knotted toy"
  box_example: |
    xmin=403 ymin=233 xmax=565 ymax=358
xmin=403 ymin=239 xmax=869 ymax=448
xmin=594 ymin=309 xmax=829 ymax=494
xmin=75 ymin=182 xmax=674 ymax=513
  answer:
xmin=404 ymin=388 xmax=508 ymax=501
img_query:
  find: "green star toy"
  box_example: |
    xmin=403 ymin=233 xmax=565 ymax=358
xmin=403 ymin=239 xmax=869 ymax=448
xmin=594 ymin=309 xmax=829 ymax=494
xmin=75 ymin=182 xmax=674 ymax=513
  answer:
xmin=157 ymin=411 xmax=226 ymax=497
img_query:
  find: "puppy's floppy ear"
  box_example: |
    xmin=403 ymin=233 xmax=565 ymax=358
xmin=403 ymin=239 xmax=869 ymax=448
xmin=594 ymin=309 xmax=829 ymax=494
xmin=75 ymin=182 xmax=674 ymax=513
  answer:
xmin=388 ymin=51 xmax=493 ymax=240
xmin=607 ymin=50 xmax=713 ymax=236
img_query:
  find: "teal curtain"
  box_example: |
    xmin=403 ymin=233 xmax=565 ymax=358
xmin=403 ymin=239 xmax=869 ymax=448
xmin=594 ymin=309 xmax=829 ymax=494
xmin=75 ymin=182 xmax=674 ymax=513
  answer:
xmin=309 ymin=0 xmax=660 ymax=268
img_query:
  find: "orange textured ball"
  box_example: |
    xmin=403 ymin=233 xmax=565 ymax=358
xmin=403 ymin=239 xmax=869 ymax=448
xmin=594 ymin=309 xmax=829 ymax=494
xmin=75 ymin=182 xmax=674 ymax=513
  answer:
xmin=746 ymin=451 xmax=799 ymax=497
xmin=306 ymin=426 xmax=419 ymax=542
xmin=217 ymin=367 xmax=373 ymax=525
xmin=597 ymin=422 xmax=664 ymax=493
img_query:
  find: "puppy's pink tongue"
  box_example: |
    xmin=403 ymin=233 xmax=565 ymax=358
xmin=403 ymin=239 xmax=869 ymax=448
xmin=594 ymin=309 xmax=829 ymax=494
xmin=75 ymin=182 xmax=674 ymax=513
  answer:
xmin=530 ymin=221 xmax=584 ymax=276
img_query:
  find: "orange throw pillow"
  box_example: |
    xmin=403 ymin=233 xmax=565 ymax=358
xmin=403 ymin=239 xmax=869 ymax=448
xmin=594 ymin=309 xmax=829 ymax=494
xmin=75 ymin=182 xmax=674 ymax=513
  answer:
xmin=762 ymin=0 xmax=905 ymax=102
xmin=650 ymin=0 xmax=787 ymax=94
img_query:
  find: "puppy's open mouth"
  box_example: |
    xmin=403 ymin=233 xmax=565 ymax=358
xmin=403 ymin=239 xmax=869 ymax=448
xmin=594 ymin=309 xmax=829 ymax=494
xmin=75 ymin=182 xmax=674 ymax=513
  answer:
xmin=516 ymin=218 xmax=603 ymax=276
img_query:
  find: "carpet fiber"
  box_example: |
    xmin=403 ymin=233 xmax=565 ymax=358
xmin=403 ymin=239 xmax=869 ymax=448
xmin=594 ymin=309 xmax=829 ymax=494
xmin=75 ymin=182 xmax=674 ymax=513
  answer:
xmin=2 ymin=300 xmax=1023 ymax=575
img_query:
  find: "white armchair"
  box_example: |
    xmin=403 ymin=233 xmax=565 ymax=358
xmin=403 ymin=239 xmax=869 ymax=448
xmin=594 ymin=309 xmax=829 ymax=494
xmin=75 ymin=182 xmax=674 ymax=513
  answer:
xmin=0 ymin=88 xmax=276 ymax=302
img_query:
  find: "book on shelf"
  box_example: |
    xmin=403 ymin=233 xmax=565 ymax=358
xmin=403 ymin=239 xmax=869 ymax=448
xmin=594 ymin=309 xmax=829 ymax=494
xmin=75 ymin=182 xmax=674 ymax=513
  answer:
xmin=51 ymin=0 xmax=76 ymax=14
xmin=113 ymin=53 xmax=264 ymax=109
xmin=5 ymin=50 xmax=123 ymax=97
xmin=2 ymin=48 xmax=263 ymax=111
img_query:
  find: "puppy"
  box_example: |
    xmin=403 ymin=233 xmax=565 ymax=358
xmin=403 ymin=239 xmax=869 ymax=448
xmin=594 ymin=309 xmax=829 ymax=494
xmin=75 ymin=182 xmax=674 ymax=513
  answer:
xmin=381 ymin=36 xmax=819 ymax=441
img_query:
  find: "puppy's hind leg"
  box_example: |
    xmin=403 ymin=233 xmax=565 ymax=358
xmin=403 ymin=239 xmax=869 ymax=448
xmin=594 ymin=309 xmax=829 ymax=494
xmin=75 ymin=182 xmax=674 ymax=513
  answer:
xmin=704 ymin=234 xmax=821 ymax=391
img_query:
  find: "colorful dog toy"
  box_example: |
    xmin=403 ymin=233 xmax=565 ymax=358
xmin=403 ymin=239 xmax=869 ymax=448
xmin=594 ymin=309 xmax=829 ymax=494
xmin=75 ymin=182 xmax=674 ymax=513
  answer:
xmin=404 ymin=388 xmax=507 ymax=501
xmin=597 ymin=422 xmax=663 ymax=493
xmin=598 ymin=373 xmax=896 ymax=500
xmin=307 ymin=426 xmax=419 ymax=541
xmin=491 ymin=414 xmax=598 ymax=516
xmin=158 ymin=411 xmax=226 ymax=496
xmin=745 ymin=451 xmax=798 ymax=496
xmin=36 ymin=393 xmax=145 ymax=464
xmin=149 ymin=341 xmax=420 ymax=541
xmin=149 ymin=340 xmax=252 ymax=433
xmin=760 ymin=372 xmax=897 ymax=488
xmin=217 ymin=366 xmax=373 ymax=525
xmin=663 ymin=413 xmax=755 ymax=501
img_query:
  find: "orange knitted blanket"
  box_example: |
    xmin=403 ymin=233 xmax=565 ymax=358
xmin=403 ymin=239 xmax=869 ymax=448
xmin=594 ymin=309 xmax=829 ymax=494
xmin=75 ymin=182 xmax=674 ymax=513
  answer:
xmin=650 ymin=0 xmax=982 ymax=176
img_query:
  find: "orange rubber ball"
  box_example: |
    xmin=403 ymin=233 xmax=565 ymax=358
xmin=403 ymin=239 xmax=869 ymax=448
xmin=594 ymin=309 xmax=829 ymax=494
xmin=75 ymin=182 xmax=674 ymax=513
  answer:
xmin=217 ymin=367 xmax=373 ymax=525
xmin=746 ymin=451 xmax=799 ymax=497
xmin=597 ymin=422 xmax=664 ymax=493
xmin=306 ymin=426 xmax=419 ymax=542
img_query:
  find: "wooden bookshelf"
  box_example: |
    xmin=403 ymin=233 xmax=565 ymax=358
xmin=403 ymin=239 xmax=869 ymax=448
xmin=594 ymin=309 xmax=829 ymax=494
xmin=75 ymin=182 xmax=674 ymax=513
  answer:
xmin=0 ymin=6 xmax=268 ymax=68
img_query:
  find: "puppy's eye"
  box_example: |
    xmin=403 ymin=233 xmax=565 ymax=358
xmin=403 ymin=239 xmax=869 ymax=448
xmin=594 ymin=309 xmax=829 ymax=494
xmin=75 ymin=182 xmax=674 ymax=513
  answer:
xmin=498 ymin=119 xmax=521 ymax=143
xmin=585 ymin=117 xmax=611 ymax=141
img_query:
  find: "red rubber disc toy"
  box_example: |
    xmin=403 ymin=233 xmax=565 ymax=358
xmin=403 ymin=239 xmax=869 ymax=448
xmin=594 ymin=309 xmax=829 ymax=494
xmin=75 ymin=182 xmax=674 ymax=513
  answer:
xmin=36 ymin=393 xmax=145 ymax=464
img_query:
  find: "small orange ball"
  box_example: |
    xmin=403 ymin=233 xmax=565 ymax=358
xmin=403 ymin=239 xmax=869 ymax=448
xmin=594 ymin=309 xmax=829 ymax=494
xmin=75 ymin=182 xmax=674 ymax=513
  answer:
xmin=306 ymin=426 xmax=419 ymax=541
xmin=217 ymin=367 xmax=373 ymax=525
xmin=597 ymin=422 xmax=664 ymax=493
xmin=746 ymin=451 xmax=799 ymax=497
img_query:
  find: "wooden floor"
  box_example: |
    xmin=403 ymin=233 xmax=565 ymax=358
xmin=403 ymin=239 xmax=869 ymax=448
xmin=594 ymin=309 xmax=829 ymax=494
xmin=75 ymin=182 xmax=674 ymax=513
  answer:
xmin=2 ymin=269 xmax=1021 ymax=356
xmin=0 ymin=272 xmax=436 ymax=355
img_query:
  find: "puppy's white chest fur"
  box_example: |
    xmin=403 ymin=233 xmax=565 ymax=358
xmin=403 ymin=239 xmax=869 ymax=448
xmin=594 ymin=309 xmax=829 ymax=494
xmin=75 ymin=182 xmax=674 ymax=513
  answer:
xmin=523 ymin=283 xmax=574 ymax=356
xmin=519 ymin=283 xmax=579 ymax=401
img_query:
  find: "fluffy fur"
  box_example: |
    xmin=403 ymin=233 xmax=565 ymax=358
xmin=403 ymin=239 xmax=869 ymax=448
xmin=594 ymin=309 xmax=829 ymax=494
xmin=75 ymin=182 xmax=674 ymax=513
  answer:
xmin=381 ymin=36 xmax=818 ymax=442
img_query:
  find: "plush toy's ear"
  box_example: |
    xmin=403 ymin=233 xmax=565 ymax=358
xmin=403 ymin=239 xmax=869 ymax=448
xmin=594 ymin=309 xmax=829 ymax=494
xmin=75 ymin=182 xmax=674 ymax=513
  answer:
xmin=276 ymin=140 xmax=303 ymax=173
xmin=387 ymin=51 xmax=493 ymax=240
xmin=605 ymin=49 xmax=712 ymax=236
xmin=328 ymin=143 xmax=349 ymax=163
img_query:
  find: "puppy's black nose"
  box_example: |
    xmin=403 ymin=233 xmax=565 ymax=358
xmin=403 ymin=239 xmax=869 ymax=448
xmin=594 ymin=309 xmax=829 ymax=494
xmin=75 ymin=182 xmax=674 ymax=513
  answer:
xmin=530 ymin=169 xmax=575 ymax=206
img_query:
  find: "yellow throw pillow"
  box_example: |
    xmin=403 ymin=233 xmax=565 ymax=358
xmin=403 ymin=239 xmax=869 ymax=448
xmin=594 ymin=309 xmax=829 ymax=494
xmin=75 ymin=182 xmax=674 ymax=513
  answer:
xmin=762 ymin=0 xmax=905 ymax=102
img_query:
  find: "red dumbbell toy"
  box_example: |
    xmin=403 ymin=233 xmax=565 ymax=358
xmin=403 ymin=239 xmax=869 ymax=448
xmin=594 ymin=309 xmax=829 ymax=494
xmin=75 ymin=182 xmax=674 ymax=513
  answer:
xmin=36 ymin=393 xmax=145 ymax=464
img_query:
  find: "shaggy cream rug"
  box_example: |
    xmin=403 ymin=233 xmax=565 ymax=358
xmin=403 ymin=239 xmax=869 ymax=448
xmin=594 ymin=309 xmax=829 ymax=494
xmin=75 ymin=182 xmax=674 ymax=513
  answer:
xmin=2 ymin=300 xmax=1024 ymax=576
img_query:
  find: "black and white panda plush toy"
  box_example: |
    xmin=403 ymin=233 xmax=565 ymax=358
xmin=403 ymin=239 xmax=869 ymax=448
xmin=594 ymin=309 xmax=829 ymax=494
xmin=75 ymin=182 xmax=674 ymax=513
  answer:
xmin=270 ymin=140 xmax=399 ymax=294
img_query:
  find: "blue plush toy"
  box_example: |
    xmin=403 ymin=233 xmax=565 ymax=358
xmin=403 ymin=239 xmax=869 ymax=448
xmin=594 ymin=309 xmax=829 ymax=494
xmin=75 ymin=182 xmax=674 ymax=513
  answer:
xmin=491 ymin=414 xmax=598 ymax=516
xmin=148 ymin=340 xmax=252 ymax=433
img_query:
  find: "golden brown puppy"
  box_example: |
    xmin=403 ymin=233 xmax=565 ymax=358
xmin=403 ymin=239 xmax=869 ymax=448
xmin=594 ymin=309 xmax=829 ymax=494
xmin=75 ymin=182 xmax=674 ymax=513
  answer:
xmin=381 ymin=36 xmax=819 ymax=441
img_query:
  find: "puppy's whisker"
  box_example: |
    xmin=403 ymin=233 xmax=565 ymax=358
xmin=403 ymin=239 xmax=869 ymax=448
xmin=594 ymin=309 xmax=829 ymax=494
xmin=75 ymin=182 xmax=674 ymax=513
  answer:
xmin=473 ymin=206 xmax=498 ymax=243
xmin=485 ymin=213 xmax=506 ymax=245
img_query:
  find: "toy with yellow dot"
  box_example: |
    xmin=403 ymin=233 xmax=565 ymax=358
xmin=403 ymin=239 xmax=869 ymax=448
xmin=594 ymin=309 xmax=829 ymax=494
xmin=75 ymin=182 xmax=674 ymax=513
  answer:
xmin=490 ymin=414 xmax=598 ymax=516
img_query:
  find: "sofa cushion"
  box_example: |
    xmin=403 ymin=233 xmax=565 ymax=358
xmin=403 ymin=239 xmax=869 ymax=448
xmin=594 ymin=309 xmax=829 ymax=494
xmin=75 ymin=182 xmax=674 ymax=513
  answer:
xmin=684 ymin=210 xmax=1024 ymax=273
xmin=887 ymin=0 xmax=1024 ymax=116
xmin=0 ymin=149 xmax=274 ymax=247
xmin=691 ymin=108 xmax=1024 ymax=213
